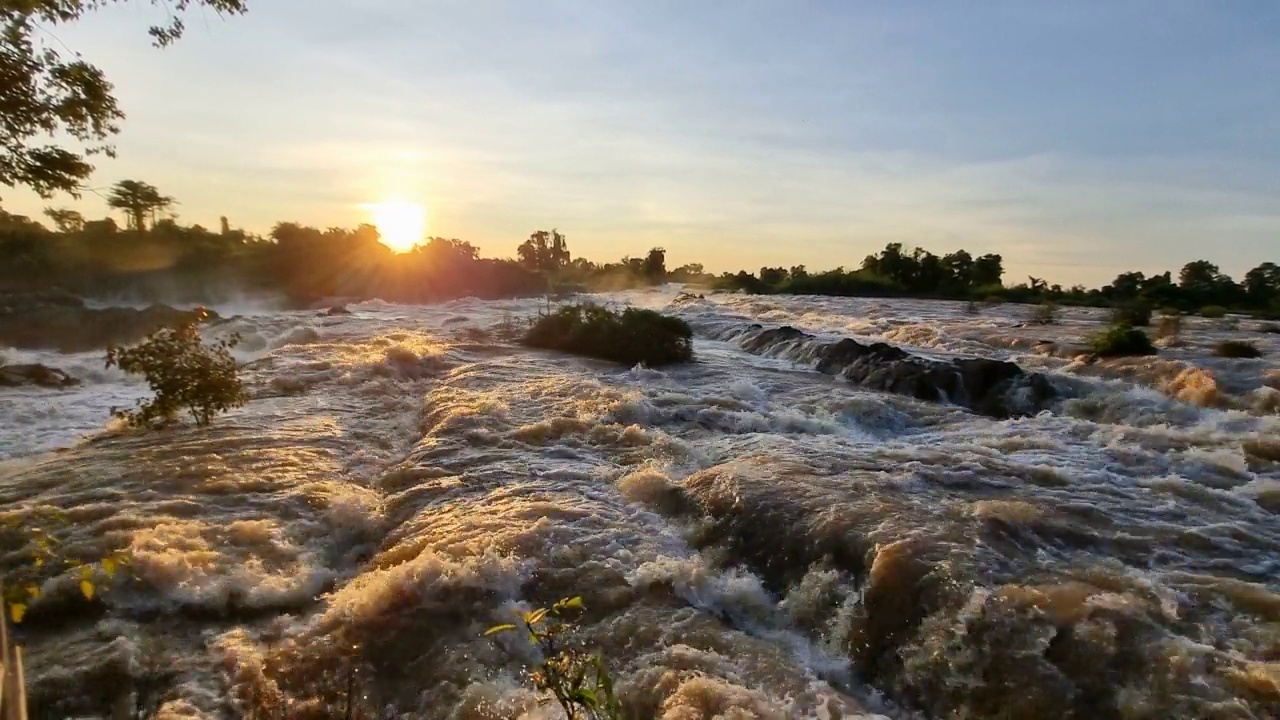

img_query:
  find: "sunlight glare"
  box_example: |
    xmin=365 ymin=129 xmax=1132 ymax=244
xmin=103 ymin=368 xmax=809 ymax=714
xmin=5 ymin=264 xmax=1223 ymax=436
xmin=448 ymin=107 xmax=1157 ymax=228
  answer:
xmin=366 ymin=201 xmax=427 ymax=252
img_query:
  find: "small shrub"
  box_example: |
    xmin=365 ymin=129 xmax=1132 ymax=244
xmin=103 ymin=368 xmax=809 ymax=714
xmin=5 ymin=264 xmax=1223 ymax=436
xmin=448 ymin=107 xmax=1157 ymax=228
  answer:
xmin=1215 ymin=340 xmax=1263 ymax=359
xmin=1200 ymin=305 xmax=1228 ymax=319
xmin=105 ymin=315 xmax=246 ymax=427
xmin=487 ymin=597 xmax=623 ymax=720
xmin=963 ymin=300 xmax=981 ymax=315
xmin=1088 ymin=324 xmax=1157 ymax=358
xmin=523 ymin=303 xmax=693 ymax=366
xmin=982 ymin=295 xmax=1006 ymax=306
xmin=1110 ymin=302 xmax=1152 ymax=327
xmin=1029 ymin=302 xmax=1059 ymax=325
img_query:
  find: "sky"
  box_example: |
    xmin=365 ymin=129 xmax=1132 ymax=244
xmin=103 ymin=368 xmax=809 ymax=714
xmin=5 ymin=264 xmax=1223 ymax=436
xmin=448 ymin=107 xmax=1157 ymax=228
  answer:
xmin=5 ymin=1 xmax=1279 ymax=285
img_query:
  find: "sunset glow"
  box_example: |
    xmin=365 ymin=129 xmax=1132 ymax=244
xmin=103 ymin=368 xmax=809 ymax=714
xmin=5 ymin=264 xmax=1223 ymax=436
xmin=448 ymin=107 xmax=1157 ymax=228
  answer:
xmin=367 ymin=201 xmax=426 ymax=253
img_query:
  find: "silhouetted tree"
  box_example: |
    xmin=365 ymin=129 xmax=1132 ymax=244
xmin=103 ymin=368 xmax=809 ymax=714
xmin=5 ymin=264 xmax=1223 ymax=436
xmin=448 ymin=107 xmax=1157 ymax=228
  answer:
xmin=43 ymin=207 xmax=84 ymax=233
xmin=1244 ymin=262 xmax=1280 ymax=306
xmin=107 ymin=180 xmax=174 ymax=231
xmin=642 ymin=248 xmax=667 ymax=283
xmin=517 ymin=229 xmax=571 ymax=273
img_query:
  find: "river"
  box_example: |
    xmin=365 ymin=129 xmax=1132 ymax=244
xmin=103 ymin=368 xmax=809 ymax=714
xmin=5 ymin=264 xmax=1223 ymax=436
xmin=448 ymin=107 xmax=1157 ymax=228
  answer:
xmin=1 ymin=289 xmax=1278 ymax=719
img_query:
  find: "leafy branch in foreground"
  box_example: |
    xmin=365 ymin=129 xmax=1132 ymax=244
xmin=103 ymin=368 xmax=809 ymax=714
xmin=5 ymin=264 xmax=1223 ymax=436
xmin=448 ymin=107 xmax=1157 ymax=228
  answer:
xmin=486 ymin=597 xmax=624 ymax=720
xmin=0 ymin=510 xmax=130 ymax=624
xmin=105 ymin=313 xmax=246 ymax=427
xmin=1 ymin=0 xmax=248 ymax=196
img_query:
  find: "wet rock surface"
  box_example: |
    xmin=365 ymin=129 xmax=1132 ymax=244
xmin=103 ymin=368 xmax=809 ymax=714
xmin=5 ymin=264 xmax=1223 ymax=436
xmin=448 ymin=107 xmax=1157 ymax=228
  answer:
xmin=736 ymin=324 xmax=1056 ymax=418
xmin=0 ymin=363 xmax=80 ymax=388
xmin=0 ymin=291 xmax=218 ymax=352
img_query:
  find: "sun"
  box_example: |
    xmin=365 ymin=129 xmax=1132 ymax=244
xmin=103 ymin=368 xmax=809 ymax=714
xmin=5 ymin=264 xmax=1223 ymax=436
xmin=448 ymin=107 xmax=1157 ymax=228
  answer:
xmin=366 ymin=201 xmax=426 ymax=253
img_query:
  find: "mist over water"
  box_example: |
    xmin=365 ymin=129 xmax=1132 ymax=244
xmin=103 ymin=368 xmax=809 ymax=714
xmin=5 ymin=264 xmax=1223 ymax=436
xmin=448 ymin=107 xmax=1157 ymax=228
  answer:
xmin=2 ymin=289 xmax=1279 ymax=718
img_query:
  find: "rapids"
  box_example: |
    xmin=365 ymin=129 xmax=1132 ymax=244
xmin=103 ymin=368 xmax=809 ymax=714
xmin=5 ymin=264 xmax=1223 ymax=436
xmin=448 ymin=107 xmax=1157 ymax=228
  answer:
xmin=1 ymin=289 xmax=1278 ymax=718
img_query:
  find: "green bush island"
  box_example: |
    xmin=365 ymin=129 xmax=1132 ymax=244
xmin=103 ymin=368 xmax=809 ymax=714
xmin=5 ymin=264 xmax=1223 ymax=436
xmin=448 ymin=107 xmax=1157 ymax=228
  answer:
xmin=105 ymin=313 xmax=247 ymax=426
xmin=1215 ymin=341 xmax=1263 ymax=359
xmin=1200 ymin=305 xmax=1228 ymax=319
xmin=523 ymin=303 xmax=693 ymax=367
xmin=1089 ymin=324 xmax=1157 ymax=358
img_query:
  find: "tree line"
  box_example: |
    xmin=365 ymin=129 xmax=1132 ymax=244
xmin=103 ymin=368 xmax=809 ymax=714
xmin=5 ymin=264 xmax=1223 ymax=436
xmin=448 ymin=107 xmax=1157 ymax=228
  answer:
xmin=0 ymin=181 xmax=684 ymax=305
xmin=2 ymin=180 xmax=1277 ymax=316
xmin=715 ymin=242 xmax=1280 ymax=317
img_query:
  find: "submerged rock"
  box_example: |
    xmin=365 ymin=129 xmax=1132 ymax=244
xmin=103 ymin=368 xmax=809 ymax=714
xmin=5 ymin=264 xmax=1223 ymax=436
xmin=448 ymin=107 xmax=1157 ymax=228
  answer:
xmin=324 ymin=304 xmax=352 ymax=316
xmin=0 ymin=363 xmax=80 ymax=388
xmin=729 ymin=324 xmax=1056 ymax=418
xmin=0 ymin=292 xmax=218 ymax=352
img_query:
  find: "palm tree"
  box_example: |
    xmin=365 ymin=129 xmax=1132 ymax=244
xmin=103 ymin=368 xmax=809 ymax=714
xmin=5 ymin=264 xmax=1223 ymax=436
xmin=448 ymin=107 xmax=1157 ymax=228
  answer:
xmin=107 ymin=180 xmax=174 ymax=231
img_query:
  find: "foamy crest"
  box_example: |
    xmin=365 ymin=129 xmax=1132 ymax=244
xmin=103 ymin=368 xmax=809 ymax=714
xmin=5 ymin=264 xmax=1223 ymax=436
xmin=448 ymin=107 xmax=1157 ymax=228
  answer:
xmin=128 ymin=520 xmax=333 ymax=611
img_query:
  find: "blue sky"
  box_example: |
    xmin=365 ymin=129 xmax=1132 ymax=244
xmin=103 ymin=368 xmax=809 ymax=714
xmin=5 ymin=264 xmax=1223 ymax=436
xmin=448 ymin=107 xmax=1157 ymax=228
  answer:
xmin=6 ymin=1 xmax=1279 ymax=285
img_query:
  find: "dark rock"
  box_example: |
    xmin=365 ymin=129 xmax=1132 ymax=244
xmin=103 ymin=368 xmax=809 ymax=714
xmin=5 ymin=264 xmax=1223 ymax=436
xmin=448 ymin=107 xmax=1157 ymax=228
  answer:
xmin=733 ymin=324 xmax=1058 ymax=418
xmin=0 ymin=293 xmax=218 ymax=352
xmin=324 ymin=305 xmax=352 ymax=316
xmin=0 ymin=363 xmax=80 ymax=388
xmin=742 ymin=325 xmax=808 ymax=353
xmin=0 ymin=288 xmax=85 ymax=312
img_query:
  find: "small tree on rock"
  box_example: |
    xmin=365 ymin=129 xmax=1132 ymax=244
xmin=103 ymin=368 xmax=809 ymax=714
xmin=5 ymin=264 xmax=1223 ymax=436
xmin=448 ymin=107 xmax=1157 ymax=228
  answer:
xmin=105 ymin=313 xmax=246 ymax=427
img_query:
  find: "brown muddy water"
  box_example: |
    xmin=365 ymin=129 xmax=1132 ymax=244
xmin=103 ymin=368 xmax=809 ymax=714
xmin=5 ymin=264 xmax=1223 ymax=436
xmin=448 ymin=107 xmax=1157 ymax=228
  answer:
xmin=1 ymin=290 xmax=1279 ymax=719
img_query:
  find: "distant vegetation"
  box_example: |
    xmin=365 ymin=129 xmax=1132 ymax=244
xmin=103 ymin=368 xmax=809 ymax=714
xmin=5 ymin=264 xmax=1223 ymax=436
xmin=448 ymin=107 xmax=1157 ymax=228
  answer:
xmin=0 ymin=182 xmax=1278 ymax=320
xmin=523 ymin=303 xmax=694 ymax=367
xmin=105 ymin=314 xmax=247 ymax=427
xmin=0 ymin=187 xmax=692 ymax=305
xmin=1110 ymin=302 xmax=1152 ymax=327
xmin=715 ymin=243 xmax=1280 ymax=318
xmin=1089 ymin=324 xmax=1157 ymax=358
xmin=1215 ymin=341 xmax=1263 ymax=359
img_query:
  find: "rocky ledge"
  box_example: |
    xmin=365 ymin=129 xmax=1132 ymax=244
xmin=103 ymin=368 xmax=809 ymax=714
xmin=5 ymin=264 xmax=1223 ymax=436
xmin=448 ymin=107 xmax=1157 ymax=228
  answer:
xmin=0 ymin=363 xmax=80 ymax=388
xmin=0 ymin=291 xmax=218 ymax=352
xmin=738 ymin=325 xmax=1057 ymax=418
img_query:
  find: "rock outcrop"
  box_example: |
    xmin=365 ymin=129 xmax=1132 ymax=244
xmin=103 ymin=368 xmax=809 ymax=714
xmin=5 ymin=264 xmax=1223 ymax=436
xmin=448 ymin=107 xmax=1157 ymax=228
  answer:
xmin=0 ymin=291 xmax=218 ymax=352
xmin=0 ymin=363 xmax=80 ymax=388
xmin=732 ymin=324 xmax=1056 ymax=418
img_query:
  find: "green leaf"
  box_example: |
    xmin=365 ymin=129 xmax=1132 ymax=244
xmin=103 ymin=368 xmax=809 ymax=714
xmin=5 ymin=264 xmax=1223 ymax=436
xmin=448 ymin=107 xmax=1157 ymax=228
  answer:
xmin=524 ymin=607 xmax=549 ymax=625
xmin=9 ymin=603 xmax=26 ymax=624
xmin=101 ymin=557 xmax=116 ymax=578
xmin=80 ymin=579 xmax=95 ymax=600
xmin=484 ymin=623 xmax=516 ymax=637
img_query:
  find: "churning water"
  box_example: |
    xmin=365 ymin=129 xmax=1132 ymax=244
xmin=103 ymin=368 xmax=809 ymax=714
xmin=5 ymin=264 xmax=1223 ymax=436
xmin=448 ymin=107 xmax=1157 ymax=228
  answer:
xmin=2 ymin=289 xmax=1279 ymax=718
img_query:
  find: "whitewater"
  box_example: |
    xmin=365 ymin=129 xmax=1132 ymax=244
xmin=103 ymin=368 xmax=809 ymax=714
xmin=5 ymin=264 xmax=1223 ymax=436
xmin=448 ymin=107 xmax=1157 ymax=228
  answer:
xmin=2 ymin=288 xmax=1279 ymax=719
